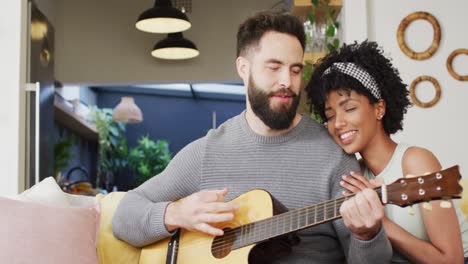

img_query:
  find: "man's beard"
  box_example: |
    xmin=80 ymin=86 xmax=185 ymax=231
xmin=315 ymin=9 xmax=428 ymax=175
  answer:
xmin=247 ymin=75 xmax=300 ymax=130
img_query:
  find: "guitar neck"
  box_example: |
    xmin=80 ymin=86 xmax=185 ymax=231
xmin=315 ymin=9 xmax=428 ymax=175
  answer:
xmin=230 ymin=193 xmax=360 ymax=249
xmin=228 ymin=165 xmax=463 ymax=249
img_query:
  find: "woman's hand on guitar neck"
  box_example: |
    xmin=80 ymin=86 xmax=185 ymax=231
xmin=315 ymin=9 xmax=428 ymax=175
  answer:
xmin=340 ymin=171 xmax=381 ymax=196
xmin=164 ymin=188 xmax=239 ymax=236
xmin=340 ymin=188 xmax=385 ymax=241
xmin=340 ymin=171 xmax=389 ymax=238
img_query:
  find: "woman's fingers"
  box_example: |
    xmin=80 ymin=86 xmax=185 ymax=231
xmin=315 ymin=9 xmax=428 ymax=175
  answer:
xmin=349 ymin=171 xmax=374 ymax=188
xmin=340 ymin=179 xmax=362 ymax=193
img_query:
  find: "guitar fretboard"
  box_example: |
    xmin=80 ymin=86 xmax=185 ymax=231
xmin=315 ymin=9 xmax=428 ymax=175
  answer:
xmin=229 ymin=196 xmax=349 ymax=249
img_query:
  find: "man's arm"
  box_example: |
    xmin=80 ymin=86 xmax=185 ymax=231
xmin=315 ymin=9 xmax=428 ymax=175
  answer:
xmin=112 ymin=138 xmax=205 ymax=247
xmin=332 ymin=151 xmax=392 ymax=264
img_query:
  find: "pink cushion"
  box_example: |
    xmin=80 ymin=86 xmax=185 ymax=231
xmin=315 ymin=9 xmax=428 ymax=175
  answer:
xmin=0 ymin=196 xmax=99 ymax=264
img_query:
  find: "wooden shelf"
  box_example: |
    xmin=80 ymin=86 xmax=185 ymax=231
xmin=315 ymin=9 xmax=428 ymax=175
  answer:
xmin=54 ymin=97 xmax=98 ymax=141
xmin=303 ymin=52 xmax=328 ymax=64
xmin=291 ymin=0 xmax=343 ymax=20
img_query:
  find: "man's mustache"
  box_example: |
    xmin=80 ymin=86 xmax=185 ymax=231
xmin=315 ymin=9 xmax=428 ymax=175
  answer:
xmin=268 ymin=88 xmax=298 ymax=98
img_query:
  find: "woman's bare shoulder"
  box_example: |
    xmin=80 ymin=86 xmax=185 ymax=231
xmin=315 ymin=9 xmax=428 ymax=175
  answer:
xmin=402 ymin=146 xmax=441 ymax=176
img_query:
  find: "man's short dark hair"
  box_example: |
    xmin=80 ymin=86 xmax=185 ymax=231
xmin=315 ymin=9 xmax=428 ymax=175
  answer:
xmin=236 ymin=11 xmax=306 ymax=57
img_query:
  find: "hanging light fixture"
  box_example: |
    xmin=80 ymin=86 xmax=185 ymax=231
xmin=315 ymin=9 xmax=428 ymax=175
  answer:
xmin=31 ymin=4 xmax=49 ymax=40
xmin=151 ymin=32 xmax=199 ymax=60
xmin=136 ymin=0 xmax=191 ymax=34
xmin=112 ymin=97 xmax=143 ymax=124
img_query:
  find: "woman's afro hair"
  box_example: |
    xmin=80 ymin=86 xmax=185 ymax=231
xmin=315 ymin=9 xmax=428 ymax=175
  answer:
xmin=305 ymin=41 xmax=412 ymax=135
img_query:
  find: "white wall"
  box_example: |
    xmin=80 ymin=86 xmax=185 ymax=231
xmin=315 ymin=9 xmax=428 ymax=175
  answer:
xmin=0 ymin=0 xmax=27 ymax=195
xmin=343 ymin=0 xmax=468 ymax=177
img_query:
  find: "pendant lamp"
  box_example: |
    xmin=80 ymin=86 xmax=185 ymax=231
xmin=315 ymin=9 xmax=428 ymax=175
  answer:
xmin=151 ymin=32 xmax=199 ymax=60
xmin=31 ymin=4 xmax=48 ymax=40
xmin=136 ymin=0 xmax=191 ymax=34
xmin=112 ymin=97 xmax=143 ymax=123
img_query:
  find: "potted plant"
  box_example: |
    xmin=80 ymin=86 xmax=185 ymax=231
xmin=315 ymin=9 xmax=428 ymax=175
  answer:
xmin=90 ymin=106 xmax=128 ymax=191
xmin=128 ymin=135 xmax=172 ymax=187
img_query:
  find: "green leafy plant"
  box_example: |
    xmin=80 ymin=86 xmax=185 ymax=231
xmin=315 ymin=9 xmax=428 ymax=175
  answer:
xmin=54 ymin=135 xmax=75 ymax=179
xmin=128 ymin=135 xmax=172 ymax=187
xmin=90 ymin=106 xmax=128 ymax=189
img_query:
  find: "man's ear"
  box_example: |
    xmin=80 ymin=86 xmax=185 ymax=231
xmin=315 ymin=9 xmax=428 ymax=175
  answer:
xmin=236 ymin=56 xmax=249 ymax=80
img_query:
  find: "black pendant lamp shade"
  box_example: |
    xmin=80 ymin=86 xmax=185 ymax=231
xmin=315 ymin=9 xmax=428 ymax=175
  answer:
xmin=136 ymin=0 xmax=191 ymax=34
xmin=151 ymin=32 xmax=199 ymax=60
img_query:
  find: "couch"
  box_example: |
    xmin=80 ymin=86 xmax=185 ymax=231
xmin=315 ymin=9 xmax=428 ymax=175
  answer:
xmin=2 ymin=177 xmax=468 ymax=264
xmin=0 ymin=177 xmax=140 ymax=264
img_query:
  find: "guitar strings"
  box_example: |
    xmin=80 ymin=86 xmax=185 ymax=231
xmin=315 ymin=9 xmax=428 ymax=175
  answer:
xmin=209 ymin=193 xmax=360 ymax=253
xmin=209 ymin=176 xmax=446 ymax=252
xmin=167 ymin=169 xmax=459 ymax=254
xmin=188 ymin=180 xmax=450 ymax=255
xmin=172 ymin=176 xmax=453 ymax=254
xmin=180 ymin=176 xmax=450 ymax=253
xmin=174 ymin=194 xmax=355 ymax=252
xmin=172 ymin=195 xmax=354 ymax=254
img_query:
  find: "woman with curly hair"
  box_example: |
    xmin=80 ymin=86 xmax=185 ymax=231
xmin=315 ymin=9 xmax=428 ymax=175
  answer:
xmin=305 ymin=41 xmax=468 ymax=264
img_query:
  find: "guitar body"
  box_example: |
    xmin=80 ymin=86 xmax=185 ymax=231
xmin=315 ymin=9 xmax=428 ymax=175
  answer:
xmin=138 ymin=166 xmax=462 ymax=264
xmin=139 ymin=189 xmax=293 ymax=264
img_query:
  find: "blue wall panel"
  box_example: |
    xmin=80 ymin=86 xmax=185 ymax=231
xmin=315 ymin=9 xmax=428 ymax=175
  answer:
xmin=95 ymin=88 xmax=246 ymax=155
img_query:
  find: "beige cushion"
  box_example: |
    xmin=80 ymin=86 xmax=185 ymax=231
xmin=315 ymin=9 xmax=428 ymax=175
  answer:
xmin=15 ymin=177 xmax=96 ymax=207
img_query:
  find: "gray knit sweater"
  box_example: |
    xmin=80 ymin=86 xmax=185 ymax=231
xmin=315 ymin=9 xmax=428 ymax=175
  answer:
xmin=112 ymin=113 xmax=392 ymax=263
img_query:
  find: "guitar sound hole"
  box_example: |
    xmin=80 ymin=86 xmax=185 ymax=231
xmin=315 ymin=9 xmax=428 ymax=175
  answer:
xmin=211 ymin=227 xmax=234 ymax=259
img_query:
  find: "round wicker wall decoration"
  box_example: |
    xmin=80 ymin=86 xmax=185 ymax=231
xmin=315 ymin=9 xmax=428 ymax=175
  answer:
xmin=410 ymin=76 xmax=441 ymax=108
xmin=446 ymin=48 xmax=468 ymax=81
xmin=397 ymin=12 xmax=441 ymax=60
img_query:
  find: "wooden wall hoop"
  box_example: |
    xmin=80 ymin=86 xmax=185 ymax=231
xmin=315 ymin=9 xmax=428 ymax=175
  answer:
xmin=446 ymin=49 xmax=468 ymax=81
xmin=410 ymin=76 xmax=441 ymax=108
xmin=397 ymin=12 xmax=441 ymax=60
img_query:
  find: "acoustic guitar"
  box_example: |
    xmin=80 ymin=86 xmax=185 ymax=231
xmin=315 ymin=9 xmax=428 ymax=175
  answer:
xmin=139 ymin=166 xmax=463 ymax=264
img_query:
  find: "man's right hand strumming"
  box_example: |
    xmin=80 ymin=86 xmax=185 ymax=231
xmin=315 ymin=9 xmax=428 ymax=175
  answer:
xmin=164 ymin=188 xmax=239 ymax=236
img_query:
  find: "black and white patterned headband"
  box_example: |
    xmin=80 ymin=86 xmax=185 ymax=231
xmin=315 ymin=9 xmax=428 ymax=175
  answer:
xmin=323 ymin=62 xmax=381 ymax=100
